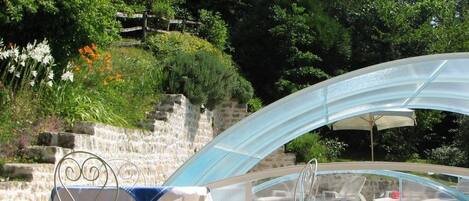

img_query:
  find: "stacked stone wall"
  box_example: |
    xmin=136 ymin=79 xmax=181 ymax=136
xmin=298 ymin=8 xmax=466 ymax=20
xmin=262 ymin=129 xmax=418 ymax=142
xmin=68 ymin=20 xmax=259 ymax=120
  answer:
xmin=213 ymin=100 xmax=250 ymax=134
xmin=250 ymin=148 xmax=297 ymax=172
xmin=0 ymin=94 xmax=217 ymax=200
xmin=0 ymin=95 xmax=296 ymax=200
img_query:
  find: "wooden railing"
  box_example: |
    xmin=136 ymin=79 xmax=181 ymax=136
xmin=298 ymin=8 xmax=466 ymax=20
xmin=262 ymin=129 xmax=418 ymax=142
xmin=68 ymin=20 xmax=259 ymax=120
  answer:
xmin=116 ymin=11 xmax=201 ymax=39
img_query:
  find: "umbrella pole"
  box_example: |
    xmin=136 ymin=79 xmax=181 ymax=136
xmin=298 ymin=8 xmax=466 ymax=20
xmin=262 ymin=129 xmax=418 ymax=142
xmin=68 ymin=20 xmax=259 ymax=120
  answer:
xmin=370 ymin=124 xmax=374 ymax=161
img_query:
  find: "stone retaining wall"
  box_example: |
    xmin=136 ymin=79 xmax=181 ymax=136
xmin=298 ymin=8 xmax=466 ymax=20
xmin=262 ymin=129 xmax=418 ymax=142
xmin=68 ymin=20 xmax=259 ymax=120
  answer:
xmin=0 ymin=94 xmax=220 ymax=200
xmin=213 ymin=100 xmax=250 ymax=135
xmin=250 ymin=148 xmax=297 ymax=172
xmin=0 ymin=95 xmax=296 ymax=200
xmin=72 ymin=94 xmax=216 ymax=185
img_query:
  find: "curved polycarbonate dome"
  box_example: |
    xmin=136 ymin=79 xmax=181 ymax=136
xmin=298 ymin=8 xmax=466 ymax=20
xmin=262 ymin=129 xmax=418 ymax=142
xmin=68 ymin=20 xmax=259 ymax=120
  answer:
xmin=165 ymin=52 xmax=469 ymax=186
xmin=251 ymin=170 xmax=469 ymax=201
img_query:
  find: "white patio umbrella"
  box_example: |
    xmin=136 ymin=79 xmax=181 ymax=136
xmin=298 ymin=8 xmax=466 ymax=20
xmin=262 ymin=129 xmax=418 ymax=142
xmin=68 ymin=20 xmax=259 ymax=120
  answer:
xmin=331 ymin=108 xmax=416 ymax=161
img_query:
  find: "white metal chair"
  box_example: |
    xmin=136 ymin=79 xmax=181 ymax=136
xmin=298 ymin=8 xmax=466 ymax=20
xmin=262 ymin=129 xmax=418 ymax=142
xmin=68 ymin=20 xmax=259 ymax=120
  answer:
xmin=321 ymin=176 xmax=366 ymax=201
xmin=456 ymin=178 xmax=469 ymax=195
xmin=99 ymin=158 xmax=146 ymax=187
xmin=52 ymin=151 xmax=120 ymax=201
xmin=253 ymin=159 xmax=319 ymax=201
xmin=293 ymin=159 xmax=319 ymax=201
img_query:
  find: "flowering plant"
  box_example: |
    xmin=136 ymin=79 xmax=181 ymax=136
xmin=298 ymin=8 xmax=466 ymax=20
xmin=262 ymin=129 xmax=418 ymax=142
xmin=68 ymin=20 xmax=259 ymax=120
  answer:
xmin=0 ymin=39 xmax=62 ymax=92
xmin=75 ymin=44 xmax=122 ymax=87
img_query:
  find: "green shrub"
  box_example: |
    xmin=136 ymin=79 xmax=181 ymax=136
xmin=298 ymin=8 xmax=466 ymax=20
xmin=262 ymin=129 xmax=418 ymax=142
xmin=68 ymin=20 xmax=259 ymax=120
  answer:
xmin=247 ymin=97 xmax=263 ymax=113
xmin=164 ymin=50 xmax=236 ymax=109
xmin=198 ymin=9 xmax=229 ymax=50
xmin=231 ymin=76 xmax=254 ymax=104
xmin=322 ymin=137 xmax=348 ymax=160
xmin=287 ymin=133 xmax=348 ymax=163
xmin=428 ymin=145 xmax=466 ymax=167
xmin=287 ymin=133 xmax=328 ymax=162
xmin=146 ymin=33 xmax=253 ymax=107
xmin=146 ymin=32 xmax=221 ymax=58
xmin=152 ymin=0 xmax=176 ymax=19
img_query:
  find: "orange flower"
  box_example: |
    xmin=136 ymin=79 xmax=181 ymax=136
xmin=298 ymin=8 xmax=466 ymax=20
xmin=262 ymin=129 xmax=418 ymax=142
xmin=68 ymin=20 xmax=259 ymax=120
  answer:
xmin=91 ymin=43 xmax=97 ymax=51
xmin=83 ymin=46 xmax=93 ymax=54
xmin=114 ymin=72 xmax=123 ymax=81
xmin=81 ymin=55 xmax=93 ymax=65
xmin=104 ymin=53 xmax=111 ymax=61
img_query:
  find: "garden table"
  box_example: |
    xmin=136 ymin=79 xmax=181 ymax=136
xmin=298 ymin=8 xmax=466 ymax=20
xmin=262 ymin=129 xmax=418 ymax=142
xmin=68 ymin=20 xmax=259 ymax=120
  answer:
xmin=51 ymin=186 xmax=213 ymax=201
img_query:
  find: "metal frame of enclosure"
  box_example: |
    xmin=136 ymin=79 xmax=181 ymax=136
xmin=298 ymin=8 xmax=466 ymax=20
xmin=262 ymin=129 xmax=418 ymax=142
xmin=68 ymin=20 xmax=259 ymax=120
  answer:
xmin=165 ymin=53 xmax=469 ymax=186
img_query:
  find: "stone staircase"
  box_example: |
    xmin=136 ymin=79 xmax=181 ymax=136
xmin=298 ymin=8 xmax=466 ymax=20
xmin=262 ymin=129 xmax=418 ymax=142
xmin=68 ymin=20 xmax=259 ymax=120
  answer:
xmin=0 ymin=162 xmax=56 ymax=200
xmin=0 ymin=131 xmax=84 ymax=201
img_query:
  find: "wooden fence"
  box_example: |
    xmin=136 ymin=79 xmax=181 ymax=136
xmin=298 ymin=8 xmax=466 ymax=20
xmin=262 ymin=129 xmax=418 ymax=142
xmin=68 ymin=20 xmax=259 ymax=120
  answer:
xmin=116 ymin=11 xmax=201 ymax=39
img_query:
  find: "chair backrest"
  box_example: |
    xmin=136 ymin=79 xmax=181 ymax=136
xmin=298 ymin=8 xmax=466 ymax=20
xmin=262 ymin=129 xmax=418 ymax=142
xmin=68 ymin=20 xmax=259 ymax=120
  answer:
xmin=293 ymin=159 xmax=318 ymax=201
xmin=338 ymin=176 xmax=366 ymax=197
xmin=53 ymin=151 xmax=119 ymax=201
xmin=456 ymin=178 xmax=469 ymax=194
xmin=99 ymin=159 xmax=146 ymax=187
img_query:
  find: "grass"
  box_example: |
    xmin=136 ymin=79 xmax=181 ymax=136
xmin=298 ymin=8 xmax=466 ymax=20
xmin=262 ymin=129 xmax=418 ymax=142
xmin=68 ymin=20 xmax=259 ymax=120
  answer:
xmin=105 ymin=46 xmax=163 ymax=127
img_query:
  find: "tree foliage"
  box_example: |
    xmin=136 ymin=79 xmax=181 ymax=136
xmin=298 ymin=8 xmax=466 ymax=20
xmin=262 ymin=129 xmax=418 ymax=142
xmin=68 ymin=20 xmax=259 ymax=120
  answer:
xmin=198 ymin=9 xmax=229 ymax=50
xmin=452 ymin=115 xmax=469 ymax=166
xmin=323 ymin=0 xmax=469 ymax=69
xmin=376 ymin=110 xmax=448 ymax=161
xmin=232 ymin=0 xmax=351 ymax=102
xmin=0 ymin=0 xmax=121 ymax=63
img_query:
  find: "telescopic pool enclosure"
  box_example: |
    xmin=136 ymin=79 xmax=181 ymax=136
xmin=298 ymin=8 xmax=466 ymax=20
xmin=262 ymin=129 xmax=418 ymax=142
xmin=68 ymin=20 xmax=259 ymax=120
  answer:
xmin=165 ymin=52 xmax=469 ymax=186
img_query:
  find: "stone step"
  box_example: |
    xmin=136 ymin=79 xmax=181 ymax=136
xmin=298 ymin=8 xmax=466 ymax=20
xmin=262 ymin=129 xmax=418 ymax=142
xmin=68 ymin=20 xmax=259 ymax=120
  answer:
xmin=1 ymin=163 xmax=54 ymax=182
xmin=0 ymin=163 xmax=55 ymax=184
xmin=70 ymin=122 xmax=96 ymax=135
xmin=37 ymin=132 xmax=77 ymax=148
xmin=1 ymin=164 xmax=34 ymax=181
xmin=0 ymin=181 xmax=32 ymax=191
xmin=147 ymin=111 xmax=169 ymax=121
xmin=24 ymin=146 xmax=72 ymax=164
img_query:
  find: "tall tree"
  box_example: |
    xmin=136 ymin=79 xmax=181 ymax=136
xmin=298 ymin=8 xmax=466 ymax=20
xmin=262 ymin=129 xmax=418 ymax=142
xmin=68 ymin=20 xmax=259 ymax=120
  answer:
xmin=232 ymin=0 xmax=351 ymax=102
xmin=323 ymin=0 xmax=469 ymax=69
